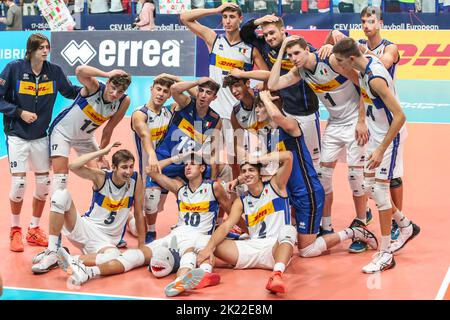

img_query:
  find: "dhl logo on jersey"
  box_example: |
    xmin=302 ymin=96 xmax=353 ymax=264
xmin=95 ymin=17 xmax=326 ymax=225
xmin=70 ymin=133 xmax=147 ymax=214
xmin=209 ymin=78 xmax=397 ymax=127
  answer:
xmin=179 ymin=201 xmax=210 ymax=213
xmin=18 ymin=81 xmax=54 ymax=96
xmin=101 ymin=196 xmax=130 ymax=212
xmin=360 ymin=88 xmax=374 ymax=105
xmin=150 ymin=125 xmax=168 ymax=141
xmin=247 ymin=201 xmax=276 ymax=227
xmin=82 ymin=104 xmax=110 ymax=125
xmin=306 ymin=78 xmax=343 ymax=93
xmin=275 ymin=141 xmax=286 ymax=152
xmin=268 ymin=54 xmax=294 ymax=71
xmin=178 ymin=118 xmax=205 ymax=144
xmin=214 ymin=55 xmax=245 ymax=71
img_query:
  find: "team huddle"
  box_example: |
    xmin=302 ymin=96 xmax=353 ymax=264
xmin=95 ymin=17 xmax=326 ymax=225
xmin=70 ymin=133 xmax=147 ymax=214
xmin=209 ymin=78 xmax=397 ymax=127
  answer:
xmin=0 ymin=4 xmax=420 ymax=297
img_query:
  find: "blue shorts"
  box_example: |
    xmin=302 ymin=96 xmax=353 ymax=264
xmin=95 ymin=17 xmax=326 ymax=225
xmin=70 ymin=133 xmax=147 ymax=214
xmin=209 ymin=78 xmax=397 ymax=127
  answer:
xmin=289 ymin=188 xmax=324 ymax=235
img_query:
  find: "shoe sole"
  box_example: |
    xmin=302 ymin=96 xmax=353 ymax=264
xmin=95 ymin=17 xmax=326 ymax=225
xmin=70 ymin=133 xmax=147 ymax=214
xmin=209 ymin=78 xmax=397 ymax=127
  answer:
xmin=362 ymin=257 xmax=396 ymax=274
xmin=165 ymin=269 xmax=205 ymax=297
xmin=195 ymin=273 xmax=221 ymax=289
xmin=348 ymin=242 xmax=369 ymax=253
xmin=10 ymin=247 xmax=24 ymax=252
xmin=392 ymin=223 xmax=421 ymax=253
xmin=32 ymin=262 xmax=58 ymax=274
xmin=26 ymin=239 xmax=48 ymax=247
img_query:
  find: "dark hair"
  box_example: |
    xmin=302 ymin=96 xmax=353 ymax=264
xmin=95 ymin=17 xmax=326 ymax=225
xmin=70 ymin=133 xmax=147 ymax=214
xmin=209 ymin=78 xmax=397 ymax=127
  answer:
xmin=222 ymin=5 xmax=242 ymax=17
xmin=153 ymin=77 xmax=175 ymax=89
xmin=240 ymin=162 xmax=262 ymax=173
xmin=260 ymin=17 xmax=284 ymax=29
xmin=332 ymin=38 xmax=362 ymax=58
xmin=254 ymin=91 xmax=283 ymax=110
xmin=360 ymin=6 xmax=383 ymax=21
xmin=199 ymin=80 xmax=220 ymax=94
xmin=222 ymin=75 xmax=246 ymax=88
xmin=26 ymin=33 xmax=50 ymax=60
xmin=285 ymin=37 xmax=308 ymax=51
xmin=109 ymin=73 xmax=132 ymax=90
xmin=112 ymin=149 xmax=135 ymax=167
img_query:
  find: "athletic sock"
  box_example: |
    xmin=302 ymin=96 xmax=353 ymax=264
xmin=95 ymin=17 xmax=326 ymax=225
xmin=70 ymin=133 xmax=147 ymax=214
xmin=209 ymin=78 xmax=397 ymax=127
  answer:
xmin=30 ymin=216 xmax=40 ymax=229
xmin=380 ymin=235 xmax=391 ymax=252
xmin=199 ymin=263 xmax=212 ymax=273
xmin=321 ymin=216 xmax=332 ymax=231
xmin=393 ymin=210 xmax=410 ymax=228
xmin=48 ymin=235 xmax=59 ymax=252
xmin=338 ymin=228 xmax=353 ymax=242
xmin=273 ymin=263 xmax=285 ymax=273
xmin=11 ymin=214 xmax=20 ymax=228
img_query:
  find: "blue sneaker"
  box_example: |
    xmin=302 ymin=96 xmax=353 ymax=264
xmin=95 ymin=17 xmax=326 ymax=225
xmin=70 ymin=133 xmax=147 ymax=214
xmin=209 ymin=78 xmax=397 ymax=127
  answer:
xmin=117 ymin=239 xmax=127 ymax=248
xmin=348 ymin=218 xmax=369 ymax=253
xmin=145 ymin=231 xmax=157 ymax=244
xmin=391 ymin=220 xmax=400 ymax=241
xmin=318 ymin=226 xmax=334 ymax=237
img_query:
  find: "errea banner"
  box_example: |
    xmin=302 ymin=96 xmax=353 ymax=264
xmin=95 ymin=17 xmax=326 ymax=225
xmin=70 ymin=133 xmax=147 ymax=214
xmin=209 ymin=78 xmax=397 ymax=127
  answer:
xmin=349 ymin=30 xmax=450 ymax=80
xmin=50 ymin=31 xmax=196 ymax=76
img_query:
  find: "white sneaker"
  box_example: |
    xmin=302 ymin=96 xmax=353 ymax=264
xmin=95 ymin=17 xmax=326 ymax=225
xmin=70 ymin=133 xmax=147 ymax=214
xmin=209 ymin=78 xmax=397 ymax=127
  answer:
xmin=164 ymin=268 xmax=205 ymax=297
xmin=362 ymin=251 xmax=396 ymax=273
xmin=31 ymin=249 xmax=58 ymax=274
xmin=389 ymin=222 xmax=420 ymax=253
xmin=32 ymin=250 xmax=46 ymax=264
xmin=67 ymin=260 xmax=91 ymax=286
xmin=352 ymin=226 xmax=378 ymax=250
xmin=57 ymin=247 xmax=77 ymax=272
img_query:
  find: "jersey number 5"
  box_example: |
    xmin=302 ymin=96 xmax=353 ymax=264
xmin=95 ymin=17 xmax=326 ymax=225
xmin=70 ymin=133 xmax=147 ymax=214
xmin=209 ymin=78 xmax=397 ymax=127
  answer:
xmin=104 ymin=211 xmax=117 ymax=225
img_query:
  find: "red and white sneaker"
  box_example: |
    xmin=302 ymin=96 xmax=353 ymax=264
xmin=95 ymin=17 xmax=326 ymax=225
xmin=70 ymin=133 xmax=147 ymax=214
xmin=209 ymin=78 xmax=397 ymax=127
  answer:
xmin=266 ymin=271 xmax=285 ymax=294
xmin=26 ymin=227 xmax=48 ymax=247
xmin=195 ymin=272 xmax=221 ymax=289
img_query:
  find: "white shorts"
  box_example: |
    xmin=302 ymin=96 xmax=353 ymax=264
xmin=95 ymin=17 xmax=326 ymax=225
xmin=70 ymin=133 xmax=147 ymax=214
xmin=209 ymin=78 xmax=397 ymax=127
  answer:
xmin=49 ymin=129 xmax=99 ymax=158
xmin=146 ymin=227 xmax=211 ymax=255
xmin=6 ymin=135 xmax=50 ymax=174
xmin=284 ymin=111 xmax=321 ymax=162
xmin=62 ymin=214 xmax=118 ymax=255
xmin=321 ymin=122 xmax=366 ymax=166
xmin=365 ymin=137 xmax=404 ymax=180
xmin=234 ymin=237 xmax=277 ymax=270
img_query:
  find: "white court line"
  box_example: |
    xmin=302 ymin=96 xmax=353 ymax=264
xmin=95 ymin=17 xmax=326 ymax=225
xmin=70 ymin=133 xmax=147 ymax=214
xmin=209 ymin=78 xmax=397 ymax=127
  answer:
xmin=435 ymin=266 xmax=450 ymax=300
xmin=4 ymin=286 xmax=167 ymax=300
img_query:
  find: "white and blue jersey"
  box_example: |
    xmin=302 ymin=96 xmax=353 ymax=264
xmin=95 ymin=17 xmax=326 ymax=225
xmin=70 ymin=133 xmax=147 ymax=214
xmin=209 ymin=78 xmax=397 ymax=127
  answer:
xmin=358 ymin=38 xmax=400 ymax=80
xmin=83 ymin=170 xmax=138 ymax=243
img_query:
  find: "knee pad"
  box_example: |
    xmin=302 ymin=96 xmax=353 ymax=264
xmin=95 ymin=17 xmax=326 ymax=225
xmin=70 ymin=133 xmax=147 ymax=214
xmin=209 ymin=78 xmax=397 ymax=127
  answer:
xmin=179 ymin=251 xmax=197 ymax=270
xmin=348 ymin=167 xmax=364 ymax=197
xmin=299 ymin=237 xmax=327 ymax=258
xmin=318 ymin=166 xmax=334 ymax=194
xmin=363 ymin=176 xmax=375 ymax=198
xmin=9 ymin=176 xmax=26 ymax=203
xmin=149 ymin=246 xmax=181 ymax=278
xmin=95 ymin=247 xmax=121 ymax=265
xmin=144 ymin=188 xmax=161 ymax=215
xmin=372 ymin=183 xmax=392 ymax=211
xmin=51 ymin=174 xmax=68 ymax=194
xmin=116 ymin=249 xmax=145 ymax=272
xmin=277 ymin=225 xmax=297 ymax=248
xmin=34 ymin=175 xmax=50 ymax=201
xmin=390 ymin=177 xmax=402 ymax=189
xmin=50 ymin=189 xmax=72 ymax=214
xmin=218 ymin=164 xmax=233 ymax=182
